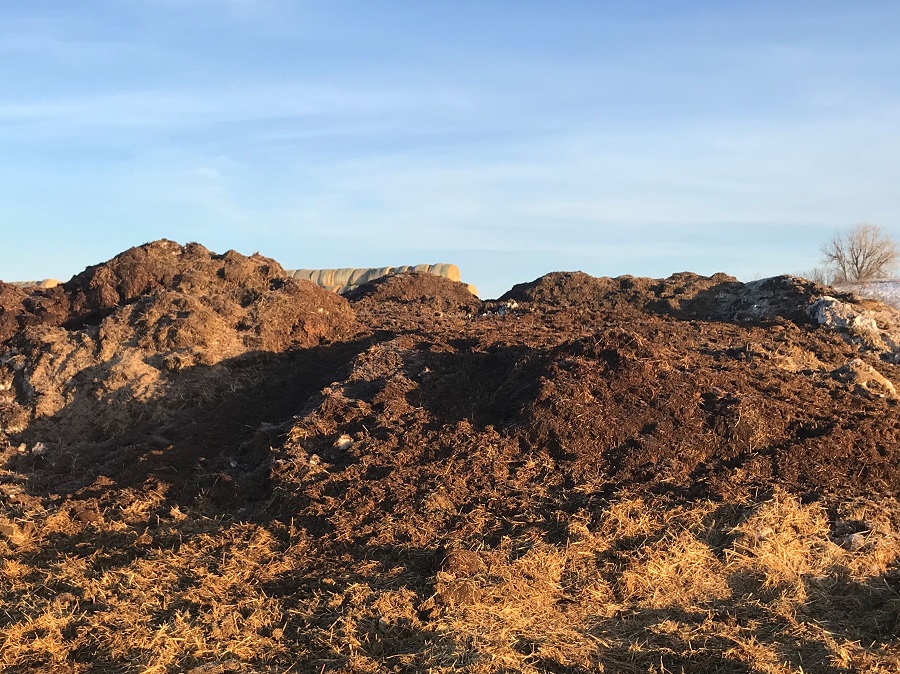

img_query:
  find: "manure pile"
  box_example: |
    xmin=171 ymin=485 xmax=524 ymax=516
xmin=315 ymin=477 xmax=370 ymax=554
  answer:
xmin=2 ymin=240 xmax=900 ymax=673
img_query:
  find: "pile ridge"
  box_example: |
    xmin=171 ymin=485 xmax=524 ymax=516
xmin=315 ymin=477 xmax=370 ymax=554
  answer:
xmin=2 ymin=245 xmax=900 ymax=672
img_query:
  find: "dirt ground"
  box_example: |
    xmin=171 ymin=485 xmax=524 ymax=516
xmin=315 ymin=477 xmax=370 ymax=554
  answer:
xmin=2 ymin=241 xmax=900 ymax=673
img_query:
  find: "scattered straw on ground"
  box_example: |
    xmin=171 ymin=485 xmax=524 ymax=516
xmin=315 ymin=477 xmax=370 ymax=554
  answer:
xmin=2 ymin=487 xmax=899 ymax=673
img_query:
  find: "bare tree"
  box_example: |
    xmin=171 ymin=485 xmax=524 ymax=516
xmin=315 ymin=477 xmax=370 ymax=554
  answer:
xmin=796 ymin=265 xmax=833 ymax=285
xmin=820 ymin=223 xmax=899 ymax=284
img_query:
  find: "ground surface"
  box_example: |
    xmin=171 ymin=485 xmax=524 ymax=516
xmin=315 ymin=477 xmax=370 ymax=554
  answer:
xmin=842 ymin=279 xmax=900 ymax=310
xmin=2 ymin=241 xmax=900 ymax=673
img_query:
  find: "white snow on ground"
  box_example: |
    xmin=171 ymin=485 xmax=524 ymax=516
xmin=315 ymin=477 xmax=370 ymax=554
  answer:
xmin=838 ymin=279 xmax=900 ymax=310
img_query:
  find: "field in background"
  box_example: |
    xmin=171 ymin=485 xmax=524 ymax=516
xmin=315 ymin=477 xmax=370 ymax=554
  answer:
xmin=843 ymin=279 xmax=900 ymax=310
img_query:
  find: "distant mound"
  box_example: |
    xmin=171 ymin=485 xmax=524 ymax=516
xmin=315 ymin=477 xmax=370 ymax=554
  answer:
xmin=500 ymin=271 xmax=738 ymax=310
xmin=500 ymin=271 xmax=853 ymax=324
xmin=347 ymin=270 xmax=481 ymax=316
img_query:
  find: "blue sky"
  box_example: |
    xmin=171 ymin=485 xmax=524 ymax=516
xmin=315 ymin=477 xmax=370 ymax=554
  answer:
xmin=2 ymin=1 xmax=898 ymax=298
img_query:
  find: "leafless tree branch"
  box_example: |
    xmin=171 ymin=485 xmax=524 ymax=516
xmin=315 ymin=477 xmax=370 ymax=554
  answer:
xmin=820 ymin=223 xmax=899 ymax=283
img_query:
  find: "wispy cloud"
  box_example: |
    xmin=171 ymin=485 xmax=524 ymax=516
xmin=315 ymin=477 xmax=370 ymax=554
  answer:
xmin=0 ymin=86 xmax=386 ymax=126
xmin=0 ymin=82 xmax=486 ymax=145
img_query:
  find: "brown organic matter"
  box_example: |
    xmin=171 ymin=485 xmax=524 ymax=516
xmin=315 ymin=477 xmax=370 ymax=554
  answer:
xmin=2 ymin=243 xmax=900 ymax=673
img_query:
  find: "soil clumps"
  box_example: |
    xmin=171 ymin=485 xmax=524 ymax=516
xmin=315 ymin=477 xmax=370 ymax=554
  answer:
xmin=346 ymin=271 xmax=482 ymax=333
xmin=0 ymin=282 xmax=28 ymax=343
xmin=3 ymin=248 xmax=900 ymax=672
xmin=2 ymin=252 xmax=899 ymax=504
xmin=346 ymin=270 xmax=480 ymax=311
xmin=0 ymin=241 xmax=356 ymax=494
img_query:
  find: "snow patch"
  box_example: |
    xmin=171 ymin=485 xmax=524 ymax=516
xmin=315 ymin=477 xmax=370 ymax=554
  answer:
xmin=842 ymin=279 xmax=900 ymax=310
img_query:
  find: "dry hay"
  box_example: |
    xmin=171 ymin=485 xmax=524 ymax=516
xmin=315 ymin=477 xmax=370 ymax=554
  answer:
xmin=4 ymin=487 xmax=900 ymax=672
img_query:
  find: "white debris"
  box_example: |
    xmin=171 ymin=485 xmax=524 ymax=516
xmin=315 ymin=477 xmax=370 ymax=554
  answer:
xmin=833 ymin=532 xmax=868 ymax=552
xmin=808 ymin=295 xmax=900 ymax=361
xmin=809 ymin=296 xmax=880 ymax=334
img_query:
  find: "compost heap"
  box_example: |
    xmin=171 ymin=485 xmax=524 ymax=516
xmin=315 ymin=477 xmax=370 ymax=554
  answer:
xmin=2 ymin=240 xmax=900 ymax=674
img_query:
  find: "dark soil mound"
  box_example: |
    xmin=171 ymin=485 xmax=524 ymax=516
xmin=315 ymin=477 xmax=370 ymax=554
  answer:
xmin=500 ymin=271 xmax=739 ymax=312
xmin=3 ymin=252 xmax=900 ymax=672
xmin=0 ymin=240 xmax=358 ymax=347
xmin=0 ymin=241 xmax=358 ymax=489
xmin=500 ymin=271 xmax=848 ymax=325
xmin=64 ymin=239 xmax=222 ymax=319
xmin=267 ymin=303 xmax=900 ymax=554
xmin=60 ymin=239 xmax=349 ymax=337
xmin=2 ymin=258 xmax=898 ymax=504
xmin=347 ymin=271 xmax=482 ymax=332
xmin=347 ymin=271 xmax=479 ymax=310
xmin=6 ymin=239 xmax=357 ymax=350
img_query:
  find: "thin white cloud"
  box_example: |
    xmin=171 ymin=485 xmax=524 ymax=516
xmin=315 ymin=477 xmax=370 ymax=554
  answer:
xmin=254 ymin=113 xmax=900 ymax=241
xmin=0 ymin=82 xmax=479 ymax=136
